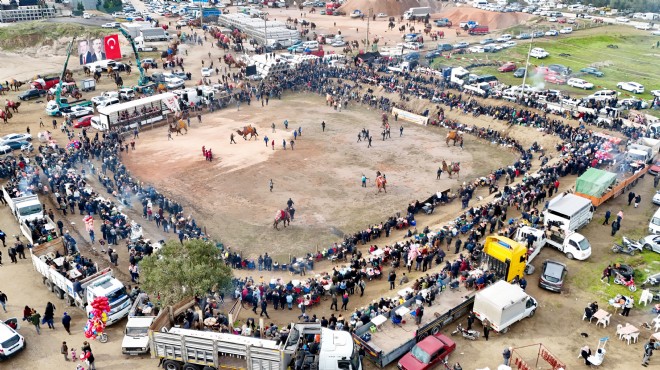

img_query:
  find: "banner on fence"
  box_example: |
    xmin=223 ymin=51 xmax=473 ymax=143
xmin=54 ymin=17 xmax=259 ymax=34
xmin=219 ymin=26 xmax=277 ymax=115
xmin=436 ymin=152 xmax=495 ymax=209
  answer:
xmin=391 ymin=107 xmax=429 ymax=125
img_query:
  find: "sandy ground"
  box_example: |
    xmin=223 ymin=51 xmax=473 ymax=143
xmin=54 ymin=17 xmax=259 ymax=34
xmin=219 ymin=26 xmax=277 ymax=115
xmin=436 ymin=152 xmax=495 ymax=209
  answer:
xmin=0 ymin=3 xmax=657 ymax=370
xmin=121 ymin=93 xmax=520 ymax=259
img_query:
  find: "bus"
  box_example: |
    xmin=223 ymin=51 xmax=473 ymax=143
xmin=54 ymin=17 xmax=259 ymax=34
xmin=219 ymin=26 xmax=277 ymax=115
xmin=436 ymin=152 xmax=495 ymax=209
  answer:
xmin=96 ymin=93 xmax=179 ymax=131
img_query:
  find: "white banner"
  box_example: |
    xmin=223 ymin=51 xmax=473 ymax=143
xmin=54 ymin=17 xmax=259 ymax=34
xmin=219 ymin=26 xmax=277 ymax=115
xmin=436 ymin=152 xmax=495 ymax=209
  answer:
xmin=163 ymin=95 xmax=180 ymax=112
xmin=392 ymin=107 xmax=429 ymax=125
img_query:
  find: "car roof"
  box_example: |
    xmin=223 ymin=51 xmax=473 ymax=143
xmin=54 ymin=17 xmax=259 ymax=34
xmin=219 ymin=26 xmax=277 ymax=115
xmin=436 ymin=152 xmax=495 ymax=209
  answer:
xmin=417 ymin=333 xmax=454 ymax=353
xmin=543 ymin=260 xmax=566 ymax=277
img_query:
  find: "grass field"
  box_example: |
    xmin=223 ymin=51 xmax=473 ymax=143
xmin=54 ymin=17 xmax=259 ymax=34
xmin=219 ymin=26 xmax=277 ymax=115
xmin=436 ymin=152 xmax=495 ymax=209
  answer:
xmin=0 ymin=21 xmax=107 ymax=51
xmin=433 ymin=25 xmax=660 ymax=111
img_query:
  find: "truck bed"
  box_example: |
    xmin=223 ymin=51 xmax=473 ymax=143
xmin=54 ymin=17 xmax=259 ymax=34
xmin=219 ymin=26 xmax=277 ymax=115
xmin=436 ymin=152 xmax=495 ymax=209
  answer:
xmin=368 ymin=292 xmax=467 ymax=354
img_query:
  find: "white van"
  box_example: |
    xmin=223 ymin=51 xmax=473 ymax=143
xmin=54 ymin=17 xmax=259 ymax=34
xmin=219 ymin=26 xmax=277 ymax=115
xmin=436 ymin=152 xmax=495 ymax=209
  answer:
xmin=587 ymin=90 xmax=618 ymax=101
xmin=302 ymin=41 xmax=319 ymax=50
xmin=0 ymin=318 xmax=25 ymax=359
xmin=96 ymin=97 xmax=120 ymax=109
xmin=90 ymin=116 xmax=107 ymax=131
xmin=649 ymin=208 xmax=660 ymax=234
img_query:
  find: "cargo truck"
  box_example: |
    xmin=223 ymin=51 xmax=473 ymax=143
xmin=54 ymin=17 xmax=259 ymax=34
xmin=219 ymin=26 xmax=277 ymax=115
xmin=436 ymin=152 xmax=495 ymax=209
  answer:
xmin=140 ymin=28 xmax=171 ymax=42
xmin=574 ymin=166 xmax=648 ymax=207
xmin=150 ymin=317 xmax=361 ymax=370
xmin=515 ymin=225 xmax=591 ymax=265
xmin=472 ymin=280 xmax=537 ymax=333
xmin=468 ymin=25 xmax=489 ymax=35
xmin=122 ymin=293 xmax=157 ymax=355
xmin=403 ymin=7 xmax=431 ymax=20
xmin=543 ymin=193 xmax=594 ymax=232
xmin=32 ymin=76 xmax=60 ymax=90
xmin=483 ymin=235 xmax=529 ymax=282
xmin=2 ymin=186 xmax=44 ymax=223
xmin=18 ymin=215 xmax=58 ymax=245
xmin=352 ymin=291 xmax=474 ymax=367
xmin=30 ymin=240 xmax=131 ymax=325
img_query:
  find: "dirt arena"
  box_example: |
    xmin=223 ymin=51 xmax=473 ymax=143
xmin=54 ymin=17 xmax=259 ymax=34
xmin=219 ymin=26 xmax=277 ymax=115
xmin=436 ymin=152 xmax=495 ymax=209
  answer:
xmin=122 ymin=93 xmax=516 ymax=259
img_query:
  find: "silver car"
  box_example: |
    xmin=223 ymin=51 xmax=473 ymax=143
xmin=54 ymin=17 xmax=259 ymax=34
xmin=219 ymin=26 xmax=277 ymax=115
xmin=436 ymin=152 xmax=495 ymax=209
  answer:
xmin=641 ymin=235 xmax=660 ymax=253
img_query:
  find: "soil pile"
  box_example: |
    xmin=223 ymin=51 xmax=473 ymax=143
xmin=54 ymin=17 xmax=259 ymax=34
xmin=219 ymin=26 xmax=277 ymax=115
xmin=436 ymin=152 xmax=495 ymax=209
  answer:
xmin=339 ymin=0 xmax=454 ymax=17
xmin=439 ymin=7 xmax=533 ymax=30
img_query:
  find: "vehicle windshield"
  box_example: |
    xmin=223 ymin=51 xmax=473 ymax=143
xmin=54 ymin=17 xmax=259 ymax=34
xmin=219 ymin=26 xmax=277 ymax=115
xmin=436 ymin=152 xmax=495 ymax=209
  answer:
xmin=577 ymin=238 xmax=591 ymax=251
xmin=106 ymin=287 xmax=128 ymax=303
xmin=652 ymin=217 xmax=660 ymax=226
xmin=126 ymin=327 xmax=149 ymax=336
xmin=19 ymin=204 xmax=43 ymax=217
xmin=410 ymin=344 xmax=431 ymax=364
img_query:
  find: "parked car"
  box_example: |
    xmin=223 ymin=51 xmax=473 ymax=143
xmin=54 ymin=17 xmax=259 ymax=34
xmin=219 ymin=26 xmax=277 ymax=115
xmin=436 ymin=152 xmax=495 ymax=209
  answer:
xmin=73 ymin=115 xmax=95 ymax=128
xmin=545 ymin=74 xmax=567 ymax=85
xmin=496 ymin=34 xmax=512 ymax=42
xmin=480 ymin=38 xmax=495 ymax=45
xmin=539 ymin=260 xmax=567 ymax=292
xmin=548 ymin=17 xmax=557 ymax=22
xmin=567 ymin=78 xmax=594 ymax=89
xmin=102 ymin=22 xmax=120 ymax=28
xmin=636 ymin=23 xmax=653 ymax=30
xmin=425 ymin=50 xmax=442 ymax=59
xmin=545 ymin=29 xmax=559 ymax=36
xmin=0 ymin=144 xmax=11 ymax=155
xmin=619 ymin=98 xmax=649 ymax=109
xmin=63 ymin=105 xmax=94 ymax=119
xmin=513 ymin=68 xmax=527 ymax=78
xmin=617 ymin=81 xmax=644 ymax=94
xmin=18 ymin=89 xmax=46 ymax=101
xmin=502 ymin=41 xmax=517 ymax=48
xmin=397 ymin=333 xmax=456 ymax=370
xmin=3 ymin=140 xmax=29 ymax=150
xmin=1 ymin=133 xmax=32 ymax=144
xmin=452 ymin=42 xmax=469 ymax=49
xmin=468 ymin=45 xmax=485 ymax=53
xmin=640 ymin=235 xmax=660 ymax=253
xmin=376 ymin=12 xmax=387 ymax=18
xmin=201 ymin=68 xmax=213 ymax=77
xmin=437 ymin=43 xmax=453 ymax=51
xmin=580 ymin=67 xmax=604 ymax=77
xmin=559 ymin=27 xmax=573 ymax=34
xmin=498 ymin=62 xmax=517 ymax=72
xmin=548 ymin=64 xmax=570 ymax=75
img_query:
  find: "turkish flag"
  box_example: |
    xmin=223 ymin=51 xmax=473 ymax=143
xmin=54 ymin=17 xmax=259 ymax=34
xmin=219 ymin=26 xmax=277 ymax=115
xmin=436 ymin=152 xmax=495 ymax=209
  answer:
xmin=104 ymin=34 xmax=121 ymax=60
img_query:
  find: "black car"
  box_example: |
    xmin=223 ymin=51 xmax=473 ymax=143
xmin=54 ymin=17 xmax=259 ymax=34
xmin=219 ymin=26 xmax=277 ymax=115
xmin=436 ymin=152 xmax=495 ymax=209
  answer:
xmin=437 ymin=43 xmax=453 ymax=51
xmin=539 ymin=260 xmax=567 ymax=292
xmin=513 ymin=68 xmax=527 ymax=78
xmin=18 ymin=89 xmax=46 ymax=101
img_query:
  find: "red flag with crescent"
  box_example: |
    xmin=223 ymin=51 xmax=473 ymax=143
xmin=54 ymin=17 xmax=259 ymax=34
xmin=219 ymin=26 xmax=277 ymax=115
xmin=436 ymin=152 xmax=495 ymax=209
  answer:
xmin=104 ymin=34 xmax=121 ymax=60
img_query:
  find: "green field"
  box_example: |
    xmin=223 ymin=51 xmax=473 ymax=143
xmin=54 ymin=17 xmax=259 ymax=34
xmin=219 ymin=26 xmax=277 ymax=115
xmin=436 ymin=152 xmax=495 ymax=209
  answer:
xmin=433 ymin=26 xmax=660 ymax=106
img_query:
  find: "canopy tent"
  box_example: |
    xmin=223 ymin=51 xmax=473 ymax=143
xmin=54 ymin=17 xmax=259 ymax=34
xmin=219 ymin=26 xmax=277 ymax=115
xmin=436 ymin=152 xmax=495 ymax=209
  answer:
xmin=575 ymin=168 xmax=617 ymax=197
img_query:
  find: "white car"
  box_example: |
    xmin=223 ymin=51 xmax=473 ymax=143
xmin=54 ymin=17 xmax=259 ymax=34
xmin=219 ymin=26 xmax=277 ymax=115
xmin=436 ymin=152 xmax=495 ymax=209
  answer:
xmin=201 ymin=68 xmax=213 ymax=77
xmin=83 ymin=12 xmax=91 ymax=19
xmin=176 ymin=20 xmax=188 ymax=26
xmin=529 ymin=47 xmax=549 ymax=58
xmin=559 ymin=27 xmax=573 ymax=34
xmin=619 ymin=98 xmax=649 ymax=109
xmin=653 ymin=190 xmax=660 ymax=205
xmin=496 ymin=34 xmax=512 ymax=42
xmin=91 ymin=96 xmax=108 ymax=106
xmin=376 ymin=13 xmax=387 ymax=18
xmin=545 ymin=29 xmax=559 ymax=36
xmin=166 ymin=78 xmax=185 ymax=90
xmin=567 ymin=78 xmax=594 ymax=89
xmin=616 ymin=17 xmax=630 ymax=23
xmin=653 ymin=30 xmax=660 ymax=36
xmin=617 ymin=81 xmax=645 ymax=94
xmin=62 ymin=106 xmax=94 ymax=119
xmin=102 ymin=22 xmax=119 ymax=28
xmin=468 ymin=45 xmax=485 ymax=53
xmin=330 ymin=40 xmax=346 ymax=47
xmin=0 ymin=144 xmax=11 ymax=154
xmin=635 ymin=23 xmax=652 ymax=30
xmin=1 ymin=133 xmax=32 ymax=143
xmin=640 ymin=234 xmax=660 ymax=253
xmin=548 ymin=17 xmax=557 ymax=22
xmin=403 ymin=42 xmax=423 ymax=50
xmin=651 ymin=90 xmax=660 ymax=98
xmin=502 ymin=41 xmax=517 ymax=48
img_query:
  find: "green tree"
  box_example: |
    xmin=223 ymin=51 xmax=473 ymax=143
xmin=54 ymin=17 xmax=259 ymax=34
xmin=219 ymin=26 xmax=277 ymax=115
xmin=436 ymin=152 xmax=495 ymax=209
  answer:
xmin=139 ymin=239 xmax=233 ymax=307
xmin=76 ymin=1 xmax=84 ymax=11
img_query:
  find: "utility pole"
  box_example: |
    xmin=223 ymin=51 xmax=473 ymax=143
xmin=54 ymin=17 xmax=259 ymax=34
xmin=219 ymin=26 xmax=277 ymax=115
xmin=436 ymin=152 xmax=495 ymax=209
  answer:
xmin=366 ymin=8 xmax=372 ymax=52
xmin=519 ymin=32 xmax=534 ymax=100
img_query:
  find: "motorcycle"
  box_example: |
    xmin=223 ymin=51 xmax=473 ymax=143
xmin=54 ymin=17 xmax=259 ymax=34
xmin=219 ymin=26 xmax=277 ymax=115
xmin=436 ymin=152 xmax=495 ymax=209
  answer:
xmin=611 ymin=242 xmax=641 ymax=256
xmin=614 ymin=272 xmax=637 ymax=292
xmin=622 ymin=236 xmax=644 ymax=252
xmin=451 ymin=323 xmax=480 ymax=340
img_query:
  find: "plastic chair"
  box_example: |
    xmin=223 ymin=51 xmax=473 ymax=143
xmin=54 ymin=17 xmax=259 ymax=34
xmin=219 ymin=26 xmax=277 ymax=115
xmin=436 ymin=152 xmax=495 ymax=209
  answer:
xmin=629 ymin=332 xmax=639 ymax=344
xmin=654 ymin=321 xmax=660 ymax=333
xmin=616 ymin=324 xmax=624 ymax=339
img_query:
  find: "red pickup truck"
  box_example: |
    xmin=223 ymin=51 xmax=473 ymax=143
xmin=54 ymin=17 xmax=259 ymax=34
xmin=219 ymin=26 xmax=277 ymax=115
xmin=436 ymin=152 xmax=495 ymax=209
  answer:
xmin=397 ymin=333 xmax=456 ymax=370
xmin=32 ymin=77 xmax=60 ymax=90
xmin=468 ymin=26 xmax=489 ymax=35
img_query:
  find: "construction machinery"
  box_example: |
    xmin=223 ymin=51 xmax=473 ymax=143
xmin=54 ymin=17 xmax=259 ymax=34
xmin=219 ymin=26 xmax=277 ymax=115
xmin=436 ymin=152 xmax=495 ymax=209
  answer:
xmin=46 ymin=37 xmax=93 ymax=116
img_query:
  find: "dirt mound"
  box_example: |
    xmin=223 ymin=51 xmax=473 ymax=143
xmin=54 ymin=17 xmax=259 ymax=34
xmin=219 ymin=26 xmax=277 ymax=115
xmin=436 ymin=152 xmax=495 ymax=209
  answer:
xmin=339 ymin=0 xmax=454 ymax=17
xmin=439 ymin=7 xmax=532 ymax=30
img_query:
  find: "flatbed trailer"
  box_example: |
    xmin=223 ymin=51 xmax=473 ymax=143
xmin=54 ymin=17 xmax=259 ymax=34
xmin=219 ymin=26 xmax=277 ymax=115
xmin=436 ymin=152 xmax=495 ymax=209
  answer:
xmin=352 ymin=291 xmax=474 ymax=367
xmin=575 ymin=165 xmax=648 ymax=207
